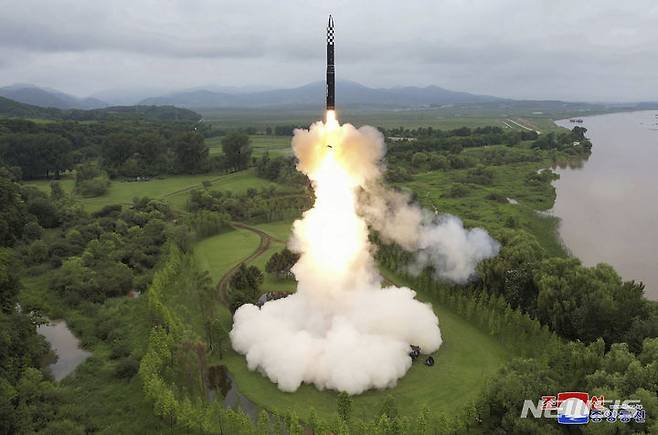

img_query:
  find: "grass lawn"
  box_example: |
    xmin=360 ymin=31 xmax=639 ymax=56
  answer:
xmin=193 ymin=228 xmax=261 ymax=283
xmin=24 ymin=169 xmax=279 ymax=212
xmin=254 ymin=220 xmax=295 ymax=242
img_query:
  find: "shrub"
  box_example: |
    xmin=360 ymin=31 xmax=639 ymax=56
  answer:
xmin=443 ymin=184 xmax=469 ymax=198
xmin=76 ymin=175 xmax=110 ymax=198
xmin=115 ymin=356 xmax=139 ymax=379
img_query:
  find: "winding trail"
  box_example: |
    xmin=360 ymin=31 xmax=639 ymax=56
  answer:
xmin=214 ymin=220 xmax=403 ymax=305
xmin=216 ymin=222 xmax=283 ymax=306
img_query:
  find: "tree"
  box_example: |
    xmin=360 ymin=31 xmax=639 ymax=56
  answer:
xmin=265 ymin=248 xmax=299 ymax=278
xmin=337 ymin=392 xmax=352 ymax=423
xmin=0 ymin=249 xmax=20 ymax=313
xmin=379 ymin=394 xmax=398 ymax=420
xmin=221 ymin=133 xmax=251 ymax=171
xmin=227 ymin=264 xmax=263 ymax=312
xmin=174 ymin=132 xmax=208 ymax=174
xmin=0 ymin=176 xmax=29 ymax=246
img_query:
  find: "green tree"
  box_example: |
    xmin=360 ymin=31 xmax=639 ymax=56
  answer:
xmin=174 ymin=132 xmax=208 ymax=174
xmin=221 ymin=133 xmax=252 ymax=171
xmin=0 ymin=176 xmax=29 ymax=246
xmin=337 ymin=391 xmax=352 ymax=423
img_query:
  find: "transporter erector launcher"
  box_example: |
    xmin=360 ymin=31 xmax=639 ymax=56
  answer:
xmin=326 ymin=15 xmax=335 ymax=111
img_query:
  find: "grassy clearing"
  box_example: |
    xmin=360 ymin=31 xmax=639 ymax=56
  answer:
xmin=220 ymin=266 xmax=508 ymax=422
xmin=254 ymin=220 xmax=295 ymax=242
xmin=24 ymin=169 xmax=279 ymax=211
xmin=193 ymin=228 xmax=261 ymax=283
xmin=206 ymin=135 xmax=292 ymax=157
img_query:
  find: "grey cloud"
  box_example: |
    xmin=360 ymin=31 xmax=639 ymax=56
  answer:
xmin=0 ymin=0 xmax=656 ymax=101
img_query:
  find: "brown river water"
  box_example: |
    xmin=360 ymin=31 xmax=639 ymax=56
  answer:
xmin=553 ymin=110 xmax=658 ymax=300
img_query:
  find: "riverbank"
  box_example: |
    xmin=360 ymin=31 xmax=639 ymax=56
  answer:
xmin=552 ymin=110 xmax=658 ymax=299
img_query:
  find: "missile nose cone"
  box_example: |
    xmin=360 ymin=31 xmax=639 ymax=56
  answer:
xmin=328 ymin=15 xmax=334 ymax=29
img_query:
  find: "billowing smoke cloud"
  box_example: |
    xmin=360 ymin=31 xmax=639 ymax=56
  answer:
xmin=230 ymin=115 xmax=497 ymax=394
xmin=359 ymin=187 xmax=500 ymax=283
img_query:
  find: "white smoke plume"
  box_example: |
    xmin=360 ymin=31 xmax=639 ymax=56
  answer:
xmin=230 ymin=113 xmax=497 ymax=394
xmin=359 ymin=187 xmax=501 ymax=283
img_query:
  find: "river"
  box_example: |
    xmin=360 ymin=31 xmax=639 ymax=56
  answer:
xmin=553 ymin=110 xmax=658 ymax=300
xmin=37 ymin=320 xmax=91 ymax=381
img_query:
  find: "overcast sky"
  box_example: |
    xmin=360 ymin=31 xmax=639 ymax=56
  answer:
xmin=1 ymin=0 xmax=657 ymax=102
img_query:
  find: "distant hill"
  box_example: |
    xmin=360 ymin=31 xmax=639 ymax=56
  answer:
xmin=139 ymin=81 xmax=504 ymax=109
xmin=0 ymin=95 xmax=201 ymax=122
xmin=0 ymin=84 xmax=108 ymax=110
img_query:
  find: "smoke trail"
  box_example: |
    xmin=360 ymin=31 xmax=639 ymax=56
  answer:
xmin=230 ymin=114 xmax=496 ymax=394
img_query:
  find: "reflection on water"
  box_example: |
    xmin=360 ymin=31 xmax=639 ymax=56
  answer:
xmin=207 ymin=365 xmax=259 ymax=420
xmin=553 ymin=111 xmax=658 ymax=300
xmin=37 ymin=320 xmax=91 ymax=381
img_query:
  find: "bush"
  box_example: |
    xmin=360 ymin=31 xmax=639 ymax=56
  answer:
xmin=188 ymin=210 xmax=231 ymax=238
xmin=22 ymin=221 xmax=43 ymax=241
xmin=463 ymin=165 xmax=494 ymax=185
xmin=443 ymin=184 xmax=469 ymax=198
xmin=76 ymin=175 xmax=110 ymax=198
xmin=485 ymin=192 xmax=507 ymax=203
xmin=115 ymin=356 xmax=139 ymax=379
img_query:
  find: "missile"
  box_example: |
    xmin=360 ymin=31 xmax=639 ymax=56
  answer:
xmin=326 ymin=15 xmax=335 ymax=111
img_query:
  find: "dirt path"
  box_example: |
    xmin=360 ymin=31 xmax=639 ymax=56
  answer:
xmin=216 ymin=222 xmax=281 ymax=306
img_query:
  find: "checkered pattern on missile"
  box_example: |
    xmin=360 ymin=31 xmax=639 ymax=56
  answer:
xmin=328 ymin=27 xmax=334 ymax=45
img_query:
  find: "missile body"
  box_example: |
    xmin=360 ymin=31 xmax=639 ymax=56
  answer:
xmin=326 ymin=15 xmax=335 ymax=111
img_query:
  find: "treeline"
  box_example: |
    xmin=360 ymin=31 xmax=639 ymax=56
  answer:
xmin=531 ymin=125 xmax=592 ymax=155
xmin=476 ymin=230 xmax=658 ymax=349
xmin=201 ymin=124 xmax=302 ymax=138
xmin=0 ymin=95 xmax=200 ymax=122
xmin=255 ymin=152 xmax=307 ymax=185
xmin=0 ymin=118 xmax=208 ymax=179
xmin=187 ymin=186 xmax=311 ymax=223
xmin=383 ymin=125 xmax=539 ymax=140
xmin=386 ymin=141 xmax=545 ymax=183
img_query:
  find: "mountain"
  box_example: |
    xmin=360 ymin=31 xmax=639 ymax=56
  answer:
xmin=89 ymin=85 xmax=276 ymax=106
xmin=139 ymin=81 xmax=504 ymax=109
xmin=0 ymin=95 xmax=201 ymax=122
xmin=0 ymin=84 xmax=107 ymax=110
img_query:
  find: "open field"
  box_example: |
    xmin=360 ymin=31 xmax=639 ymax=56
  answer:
xmin=194 ymin=228 xmax=262 ymax=283
xmin=206 ymin=135 xmax=293 ymax=157
xmin=24 ymin=169 xmax=279 ymax=211
xmin=198 ymin=105 xmax=604 ymax=131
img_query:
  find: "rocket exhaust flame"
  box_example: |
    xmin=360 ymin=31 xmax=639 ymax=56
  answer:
xmin=228 ymin=16 xmax=499 ymax=395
